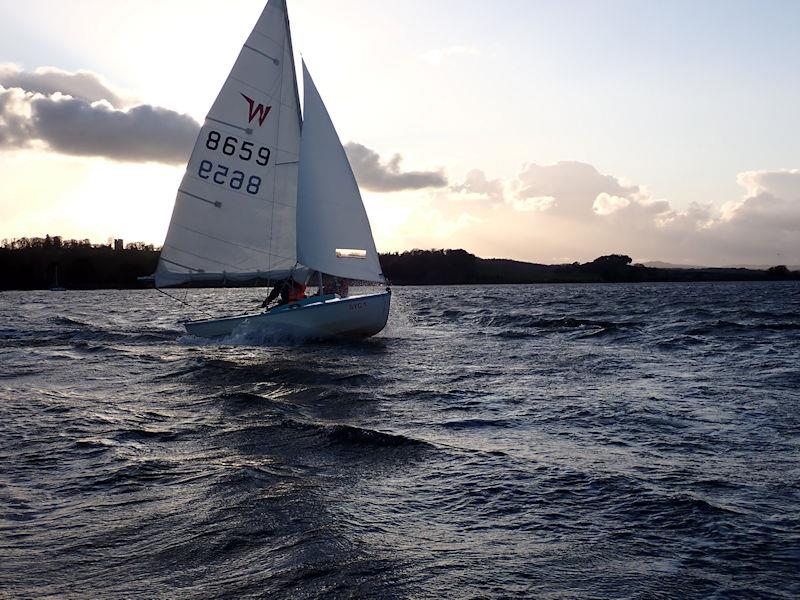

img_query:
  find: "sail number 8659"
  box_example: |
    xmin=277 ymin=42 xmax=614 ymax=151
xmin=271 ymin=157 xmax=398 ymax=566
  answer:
xmin=198 ymin=160 xmax=262 ymax=194
xmin=206 ymin=130 xmax=270 ymax=165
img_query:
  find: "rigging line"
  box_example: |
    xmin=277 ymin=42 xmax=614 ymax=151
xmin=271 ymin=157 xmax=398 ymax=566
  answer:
xmin=155 ymin=287 xmax=217 ymax=319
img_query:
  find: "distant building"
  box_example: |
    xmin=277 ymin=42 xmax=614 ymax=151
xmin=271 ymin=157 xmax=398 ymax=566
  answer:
xmin=114 ymin=238 xmax=124 ymax=252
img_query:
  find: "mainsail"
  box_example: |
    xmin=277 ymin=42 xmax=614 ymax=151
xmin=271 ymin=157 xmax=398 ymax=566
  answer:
xmin=155 ymin=0 xmax=301 ymax=287
xmin=296 ymin=62 xmax=385 ymax=283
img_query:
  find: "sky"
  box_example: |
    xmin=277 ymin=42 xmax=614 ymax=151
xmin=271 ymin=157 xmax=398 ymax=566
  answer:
xmin=1 ymin=0 xmax=799 ymax=266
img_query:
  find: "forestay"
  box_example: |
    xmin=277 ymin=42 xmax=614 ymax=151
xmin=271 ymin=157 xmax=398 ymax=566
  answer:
xmin=155 ymin=0 xmax=301 ymax=287
xmin=296 ymin=62 xmax=385 ymax=283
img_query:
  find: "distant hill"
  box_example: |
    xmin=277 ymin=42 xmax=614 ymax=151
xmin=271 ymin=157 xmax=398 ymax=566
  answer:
xmin=643 ymin=260 xmax=800 ymax=271
xmin=642 ymin=261 xmax=708 ymax=269
xmin=379 ymin=250 xmax=799 ymax=285
xmin=1 ymin=238 xmax=798 ymax=290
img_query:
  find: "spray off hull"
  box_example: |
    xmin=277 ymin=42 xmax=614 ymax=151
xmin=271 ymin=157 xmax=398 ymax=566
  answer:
xmin=184 ymin=291 xmax=390 ymax=341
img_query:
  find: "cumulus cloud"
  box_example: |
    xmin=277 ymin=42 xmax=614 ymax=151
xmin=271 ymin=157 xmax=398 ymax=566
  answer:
xmin=413 ymin=159 xmax=800 ymax=265
xmin=513 ymin=161 xmax=640 ymax=218
xmin=514 ymin=196 xmax=555 ymax=212
xmin=450 ymin=169 xmax=505 ymax=203
xmin=592 ymin=193 xmax=630 ymax=215
xmin=420 ymin=45 xmax=480 ymax=66
xmin=0 ymin=63 xmax=131 ymax=107
xmin=720 ymin=170 xmax=800 ymax=231
xmin=344 ymin=142 xmax=447 ymax=192
xmin=0 ymin=86 xmax=200 ymax=164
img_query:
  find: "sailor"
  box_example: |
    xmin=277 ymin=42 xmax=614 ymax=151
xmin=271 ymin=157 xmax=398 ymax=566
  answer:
xmin=261 ymin=278 xmax=307 ymax=309
xmin=287 ymin=279 xmax=307 ymax=303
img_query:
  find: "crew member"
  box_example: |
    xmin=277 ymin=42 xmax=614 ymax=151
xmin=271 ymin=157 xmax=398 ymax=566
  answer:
xmin=261 ymin=278 xmax=307 ymax=309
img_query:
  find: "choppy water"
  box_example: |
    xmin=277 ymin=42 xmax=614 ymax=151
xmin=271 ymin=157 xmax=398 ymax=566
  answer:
xmin=1 ymin=283 xmax=799 ymax=599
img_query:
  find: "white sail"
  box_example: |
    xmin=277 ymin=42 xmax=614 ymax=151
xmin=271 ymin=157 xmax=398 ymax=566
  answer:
xmin=155 ymin=0 xmax=301 ymax=287
xmin=296 ymin=62 xmax=385 ymax=283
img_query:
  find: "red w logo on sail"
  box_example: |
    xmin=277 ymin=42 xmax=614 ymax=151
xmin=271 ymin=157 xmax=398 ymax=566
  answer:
xmin=241 ymin=93 xmax=272 ymax=126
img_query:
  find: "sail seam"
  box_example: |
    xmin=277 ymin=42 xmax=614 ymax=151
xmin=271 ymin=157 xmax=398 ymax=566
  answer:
xmin=206 ymin=117 xmax=251 ymax=134
xmin=250 ymin=30 xmax=285 ymax=49
xmin=159 ymin=256 xmax=204 ymax=273
xmin=173 ymin=223 xmax=294 ymax=261
xmin=163 ymin=244 xmax=244 ymax=270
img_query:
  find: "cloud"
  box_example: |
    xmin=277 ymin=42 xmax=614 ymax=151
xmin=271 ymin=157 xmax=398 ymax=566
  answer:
xmin=0 ymin=86 xmax=200 ymax=164
xmin=0 ymin=63 xmax=131 ymax=107
xmin=720 ymin=170 xmax=800 ymax=231
xmin=514 ymin=196 xmax=555 ymax=212
xmin=420 ymin=45 xmax=480 ymax=66
xmin=450 ymin=169 xmax=505 ymax=203
xmin=404 ymin=160 xmax=800 ymax=265
xmin=513 ymin=161 xmax=640 ymax=218
xmin=592 ymin=193 xmax=630 ymax=215
xmin=344 ymin=142 xmax=447 ymax=192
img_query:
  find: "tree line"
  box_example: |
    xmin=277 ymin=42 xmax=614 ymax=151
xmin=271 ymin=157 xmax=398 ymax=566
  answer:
xmin=0 ymin=237 xmax=797 ymax=290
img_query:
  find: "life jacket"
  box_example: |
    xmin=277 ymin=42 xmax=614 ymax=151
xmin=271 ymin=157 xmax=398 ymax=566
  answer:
xmin=287 ymin=282 xmax=306 ymax=302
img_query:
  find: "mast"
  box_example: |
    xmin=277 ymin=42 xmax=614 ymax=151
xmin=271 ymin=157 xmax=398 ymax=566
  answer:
xmin=283 ymin=0 xmax=303 ymax=132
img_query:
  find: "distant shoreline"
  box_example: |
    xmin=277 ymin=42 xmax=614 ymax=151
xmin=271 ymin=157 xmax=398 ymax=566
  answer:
xmin=1 ymin=238 xmax=797 ymax=290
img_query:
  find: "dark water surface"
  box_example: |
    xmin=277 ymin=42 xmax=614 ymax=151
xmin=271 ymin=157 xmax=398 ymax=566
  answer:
xmin=1 ymin=283 xmax=799 ymax=599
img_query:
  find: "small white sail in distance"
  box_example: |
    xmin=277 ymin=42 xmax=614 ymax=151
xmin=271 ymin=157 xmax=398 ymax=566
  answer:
xmin=155 ymin=0 xmax=301 ymax=287
xmin=296 ymin=61 xmax=385 ymax=284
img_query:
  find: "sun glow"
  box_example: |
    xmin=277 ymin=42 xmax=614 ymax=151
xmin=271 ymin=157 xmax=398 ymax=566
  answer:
xmin=0 ymin=150 xmax=183 ymax=244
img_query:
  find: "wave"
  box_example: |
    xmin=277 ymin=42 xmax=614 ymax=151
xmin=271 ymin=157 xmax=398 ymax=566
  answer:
xmin=441 ymin=418 xmax=516 ymax=429
xmin=283 ymin=419 xmax=430 ymax=449
xmin=226 ymin=418 xmax=432 ymax=451
xmin=49 ymin=315 xmax=92 ymax=328
xmin=687 ymin=320 xmax=800 ymax=335
xmin=324 ymin=423 xmax=429 ymax=448
xmin=479 ymin=314 xmax=639 ymax=330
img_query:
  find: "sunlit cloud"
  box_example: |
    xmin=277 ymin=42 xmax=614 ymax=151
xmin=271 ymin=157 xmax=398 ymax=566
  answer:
xmin=0 ymin=63 xmax=133 ymax=108
xmin=514 ymin=196 xmax=556 ymax=212
xmin=720 ymin=170 xmax=800 ymax=230
xmin=402 ymin=160 xmax=800 ymax=265
xmin=592 ymin=193 xmax=630 ymax=215
xmin=449 ymin=169 xmax=505 ymax=204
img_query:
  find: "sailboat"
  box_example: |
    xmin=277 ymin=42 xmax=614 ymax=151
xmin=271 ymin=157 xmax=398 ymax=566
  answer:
xmin=50 ymin=265 xmax=65 ymax=292
xmin=152 ymin=0 xmax=390 ymax=340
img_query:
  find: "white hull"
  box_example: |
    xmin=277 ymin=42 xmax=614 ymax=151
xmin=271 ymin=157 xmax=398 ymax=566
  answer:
xmin=184 ymin=291 xmax=390 ymax=341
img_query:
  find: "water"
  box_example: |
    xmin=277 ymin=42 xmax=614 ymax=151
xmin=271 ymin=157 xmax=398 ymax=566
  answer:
xmin=1 ymin=283 xmax=799 ymax=599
